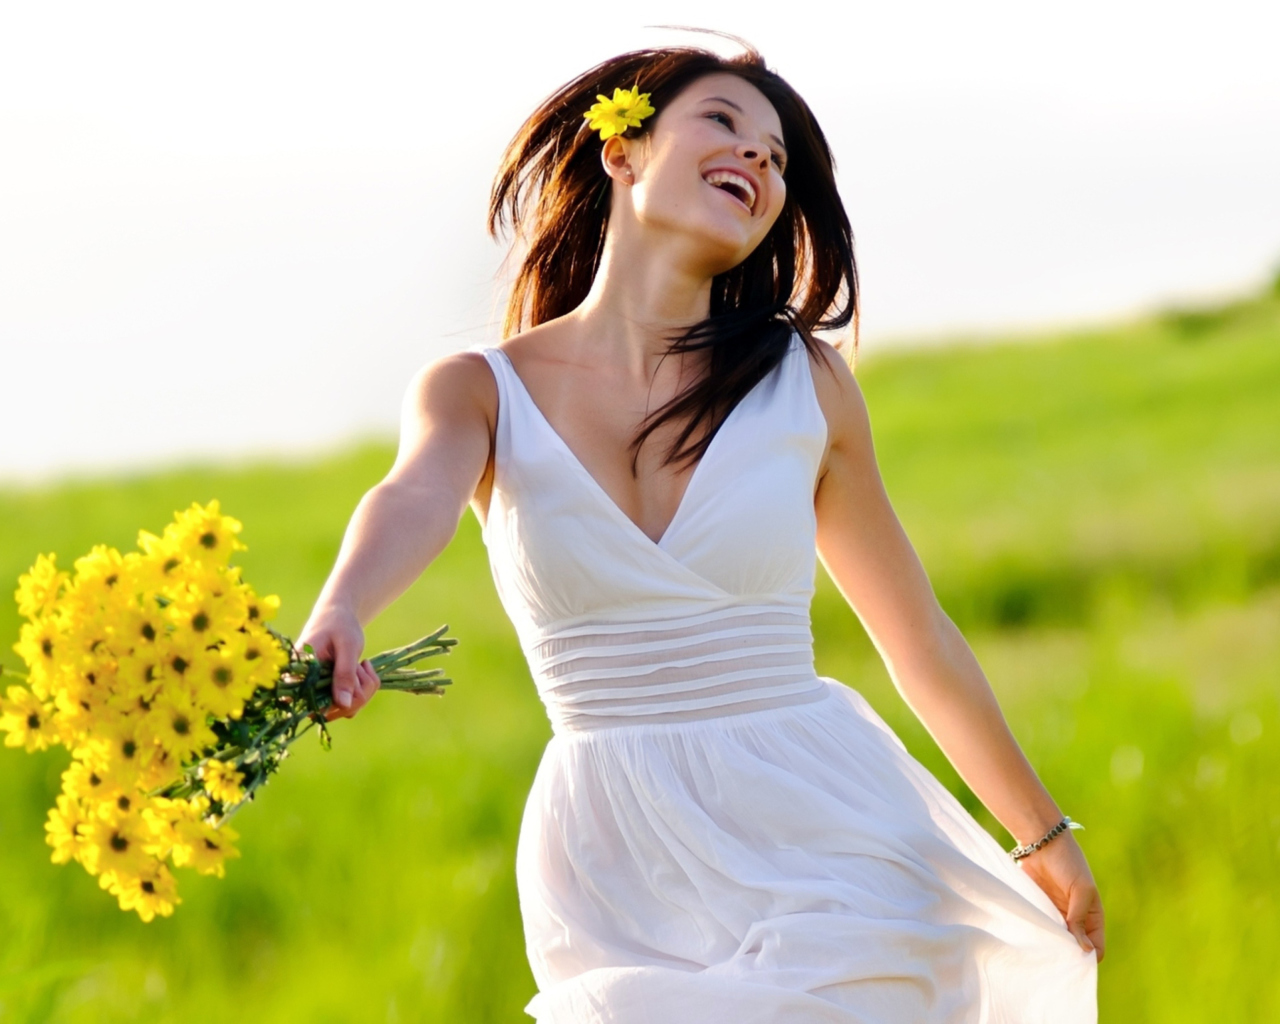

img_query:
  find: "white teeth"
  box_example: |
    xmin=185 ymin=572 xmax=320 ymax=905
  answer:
xmin=704 ymin=170 xmax=756 ymax=211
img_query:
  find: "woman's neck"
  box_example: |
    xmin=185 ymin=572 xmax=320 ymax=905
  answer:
xmin=568 ymin=222 xmax=714 ymax=378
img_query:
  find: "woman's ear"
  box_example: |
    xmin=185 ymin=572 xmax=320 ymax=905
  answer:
xmin=600 ymin=136 xmax=635 ymax=186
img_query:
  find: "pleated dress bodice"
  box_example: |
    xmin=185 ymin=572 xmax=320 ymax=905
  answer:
xmin=477 ymin=335 xmax=830 ymax=732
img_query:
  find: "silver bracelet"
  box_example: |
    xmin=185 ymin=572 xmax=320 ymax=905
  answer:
xmin=1009 ymin=816 xmax=1084 ymax=862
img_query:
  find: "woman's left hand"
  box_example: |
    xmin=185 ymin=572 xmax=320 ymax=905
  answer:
xmin=1017 ymin=833 xmax=1106 ymax=961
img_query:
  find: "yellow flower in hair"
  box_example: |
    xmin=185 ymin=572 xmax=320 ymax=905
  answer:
xmin=584 ymin=85 xmax=656 ymax=140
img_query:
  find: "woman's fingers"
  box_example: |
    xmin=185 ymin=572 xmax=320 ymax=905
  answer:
xmin=1084 ymin=895 xmax=1107 ymax=963
xmin=325 ymin=659 xmax=380 ymax=721
xmin=357 ymin=659 xmax=382 ymax=696
xmin=1064 ymin=883 xmax=1099 ymax=957
xmin=351 ymin=660 xmax=380 ymax=712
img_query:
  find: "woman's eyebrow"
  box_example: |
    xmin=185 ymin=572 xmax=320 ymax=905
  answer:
xmin=703 ymin=96 xmax=787 ymax=156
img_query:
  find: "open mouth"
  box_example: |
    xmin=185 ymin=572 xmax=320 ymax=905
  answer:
xmin=704 ymin=170 xmax=757 ymax=213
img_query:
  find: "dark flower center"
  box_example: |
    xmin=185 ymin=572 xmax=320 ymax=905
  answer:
xmin=192 ymin=613 xmax=209 ymax=632
xmin=122 ymin=740 xmax=136 ymax=759
xmin=41 ymin=638 xmax=53 ymax=657
xmin=141 ymin=880 xmax=156 ymax=893
xmin=213 ymin=667 xmax=232 ymax=687
xmin=27 ymin=712 xmax=40 ymax=729
xmin=141 ymin=624 xmax=156 ymax=642
xmin=171 ymin=656 xmax=189 ymax=674
xmin=200 ymin=531 xmax=218 ymax=549
xmin=110 ymin=832 xmax=128 ymax=852
xmin=118 ymin=795 xmax=131 ymax=811
xmin=173 ymin=715 xmax=190 ymax=735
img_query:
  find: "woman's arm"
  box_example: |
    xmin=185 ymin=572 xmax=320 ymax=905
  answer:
xmin=808 ymin=342 xmax=1104 ymax=959
xmin=299 ymin=351 xmax=497 ymax=719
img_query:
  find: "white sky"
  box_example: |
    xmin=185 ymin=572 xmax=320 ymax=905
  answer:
xmin=2 ymin=1 xmax=1278 ymax=481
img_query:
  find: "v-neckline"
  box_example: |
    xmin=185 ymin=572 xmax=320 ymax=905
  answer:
xmin=493 ymin=348 xmax=748 ymax=551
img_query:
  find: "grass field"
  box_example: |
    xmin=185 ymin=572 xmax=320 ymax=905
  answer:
xmin=1 ymin=283 xmax=1278 ymax=1021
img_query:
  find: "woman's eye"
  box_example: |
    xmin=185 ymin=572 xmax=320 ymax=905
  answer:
xmin=707 ymin=111 xmax=734 ymax=130
xmin=771 ymin=154 xmax=785 ymax=172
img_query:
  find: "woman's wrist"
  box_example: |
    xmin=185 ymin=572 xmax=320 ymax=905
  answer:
xmin=1006 ymin=800 xmax=1066 ymax=849
xmin=1009 ymin=816 xmax=1084 ymax=862
xmin=301 ymin=592 xmax=364 ymax=638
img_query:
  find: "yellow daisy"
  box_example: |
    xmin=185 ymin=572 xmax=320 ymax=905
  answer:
xmin=13 ymin=618 xmax=65 ymax=696
xmin=83 ymin=807 xmax=153 ymax=880
xmin=584 ymin=85 xmax=656 ymax=141
xmin=164 ymin=501 xmax=245 ymax=567
xmin=171 ymin=815 xmax=240 ymax=878
xmin=240 ymin=588 xmax=281 ymax=626
xmin=223 ymin=628 xmax=287 ymax=691
xmin=76 ymin=722 xmax=149 ymax=788
xmin=45 ymin=791 xmax=93 ymax=865
xmin=114 ymin=863 xmax=181 ymax=922
xmin=14 ymin=552 xmax=67 ymax=620
xmin=0 ymin=685 xmax=60 ymax=752
xmin=67 ymin=545 xmax=132 ymax=614
xmin=140 ymin=691 xmax=215 ymax=762
xmin=61 ymin=758 xmax=124 ymax=804
xmin=192 ymin=647 xmax=257 ymax=720
xmin=199 ymin=758 xmax=245 ymax=806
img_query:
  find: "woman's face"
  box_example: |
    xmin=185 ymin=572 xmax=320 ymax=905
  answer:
xmin=610 ymin=73 xmax=788 ymax=275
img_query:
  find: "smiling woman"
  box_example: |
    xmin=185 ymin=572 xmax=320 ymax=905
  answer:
xmin=298 ymin=42 xmax=1101 ymax=1023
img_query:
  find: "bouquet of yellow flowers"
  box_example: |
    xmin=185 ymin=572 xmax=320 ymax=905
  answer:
xmin=1 ymin=501 xmax=454 ymax=922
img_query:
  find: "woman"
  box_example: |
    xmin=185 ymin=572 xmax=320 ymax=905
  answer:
xmin=301 ymin=45 xmax=1103 ymax=1022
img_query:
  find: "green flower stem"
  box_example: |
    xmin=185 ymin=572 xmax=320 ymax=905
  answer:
xmin=154 ymin=625 xmax=456 ymax=822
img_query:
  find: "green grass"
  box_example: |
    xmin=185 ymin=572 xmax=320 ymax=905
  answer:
xmin=1 ymin=285 xmax=1278 ymax=1021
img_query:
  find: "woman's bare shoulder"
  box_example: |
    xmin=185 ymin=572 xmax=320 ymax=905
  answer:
xmin=803 ymin=337 xmax=869 ymax=438
xmin=404 ymin=349 xmax=499 ymax=426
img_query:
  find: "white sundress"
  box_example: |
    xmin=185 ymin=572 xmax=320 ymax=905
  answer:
xmin=474 ymin=337 xmax=1097 ymax=1023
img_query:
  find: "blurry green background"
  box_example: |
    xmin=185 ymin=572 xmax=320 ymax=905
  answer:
xmin=2 ymin=283 xmax=1277 ymax=1022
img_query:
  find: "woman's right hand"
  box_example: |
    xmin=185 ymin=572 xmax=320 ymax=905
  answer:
xmin=297 ymin=603 xmax=381 ymax=721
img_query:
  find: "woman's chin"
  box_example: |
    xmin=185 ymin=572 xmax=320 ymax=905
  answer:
xmin=631 ymin=207 xmax=769 ymax=277
xmin=679 ymin=222 xmax=767 ymax=276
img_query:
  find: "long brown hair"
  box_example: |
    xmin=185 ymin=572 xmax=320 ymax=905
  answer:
xmin=488 ymin=45 xmax=857 ymax=469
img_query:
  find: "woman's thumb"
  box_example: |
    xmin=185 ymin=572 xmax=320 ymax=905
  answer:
xmin=330 ymin=640 xmax=358 ymax=708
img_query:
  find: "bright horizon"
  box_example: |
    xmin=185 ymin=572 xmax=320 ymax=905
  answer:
xmin=3 ymin=1 xmax=1279 ymax=481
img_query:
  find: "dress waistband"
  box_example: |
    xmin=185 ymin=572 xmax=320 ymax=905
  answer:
xmin=526 ymin=605 xmax=827 ymax=733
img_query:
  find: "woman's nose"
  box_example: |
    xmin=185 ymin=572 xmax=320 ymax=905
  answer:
xmin=739 ymin=144 xmax=769 ymax=170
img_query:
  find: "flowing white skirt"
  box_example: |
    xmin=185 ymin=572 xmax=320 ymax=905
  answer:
xmin=518 ymin=680 xmax=1097 ymax=1023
